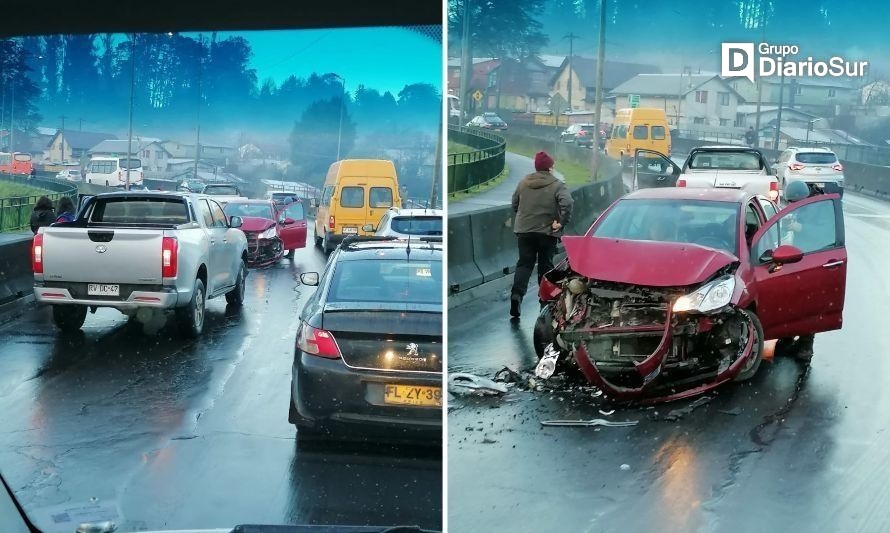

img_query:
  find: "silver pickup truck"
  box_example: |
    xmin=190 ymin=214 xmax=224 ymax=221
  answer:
xmin=33 ymin=191 xmax=248 ymax=337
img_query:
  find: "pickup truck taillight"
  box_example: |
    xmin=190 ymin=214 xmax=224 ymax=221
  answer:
xmin=328 ymin=215 xmax=335 ymax=230
xmin=789 ymin=162 xmax=805 ymax=171
xmin=32 ymin=234 xmax=44 ymax=274
xmin=676 ymin=178 xmax=687 ymax=187
xmin=161 ymin=237 xmax=178 ymax=278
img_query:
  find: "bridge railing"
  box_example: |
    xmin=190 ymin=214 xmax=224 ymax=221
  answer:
xmin=447 ymin=125 xmax=506 ymax=195
xmin=0 ymin=173 xmax=78 ymax=232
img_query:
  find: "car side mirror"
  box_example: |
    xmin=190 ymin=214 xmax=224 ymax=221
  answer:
xmin=300 ymin=272 xmax=319 ymax=286
xmin=229 ymin=216 xmax=243 ymax=228
xmin=771 ymin=244 xmax=803 ymax=265
xmin=362 ymin=223 xmax=375 ymax=232
xmin=283 ymin=217 xmax=296 ymax=225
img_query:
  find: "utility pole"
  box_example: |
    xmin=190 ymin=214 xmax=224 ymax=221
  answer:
xmin=430 ymin=113 xmax=442 ymax=208
xmin=459 ymin=0 xmax=472 ymax=124
xmin=753 ymin=7 xmax=767 ymax=148
xmin=773 ymin=70 xmax=785 ymax=151
xmin=590 ymin=1 xmax=606 ymax=182
xmin=9 ymin=41 xmax=16 ymax=156
xmin=192 ymin=34 xmax=204 ymax=184
xmin=125 ymin=33 xmax=137 ymax=190
xmin=334 ymin=74 xmax=346 ymax=160
xmin=564 ymin=33 xmax=580 ymax=112
xmin=78 ymin=117 xmax=83 ymax=131
xmin=59 ymin=115 xmax=67 ymax=163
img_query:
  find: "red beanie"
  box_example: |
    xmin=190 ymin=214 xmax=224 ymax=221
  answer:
xmin=534 ymin=151 xmax=554 ymax=171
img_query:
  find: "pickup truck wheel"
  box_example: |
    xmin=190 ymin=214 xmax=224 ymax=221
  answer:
xmin=177 ymin=278 xmax=206 ymax=338
xmin=734 ymin=309 xmax=764 ymax=382
xmin=52 ymin=305 xmax=87 ymax=333
xmin=225 ymin=262 xmax=246 ymax=306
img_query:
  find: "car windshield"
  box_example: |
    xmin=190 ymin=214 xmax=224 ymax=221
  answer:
xmin=391 ymin=215 xmax=443 ymax=235
xmin=592 ymin=199 xmax=739 ymax=254
xmin=688 ymin=151 xmax=763 ymax=170
xmin=795 ymin=152 xmax=838 ymax=164
xmin=329 ymin=258 xmax=442 ymax=304
xmin=224 ymin=202 xmax=272 ymax=219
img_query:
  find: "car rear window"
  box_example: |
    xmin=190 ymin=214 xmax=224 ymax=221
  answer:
xmin=90 ymin=198 xmax=190 ymax=224
xmin=795 ymin=152 xmax=838 ymax=164
xmin=206 ymin=185 xmax=239 ymax=195
xmin=329 ymin=259 xmax=442 ymax=304
xmin=340 ymin=186 xmax=364 ymax=208
xmin=593 ymin=199 xmax=739 ymax=254
xmin=370 ymin=187 xmax=393 ymax=208
xmin=688 ymin=151 xmax=763 ymax=170
xmin=651 ymin=126 xmax=666 ymax=140
xmin=119 ymin=158 xmax=142 ymax=169
xmin=633 ymin=125 xmax=648 ymax=140
xmin=391 ymin=216 xmax=443 ymax=235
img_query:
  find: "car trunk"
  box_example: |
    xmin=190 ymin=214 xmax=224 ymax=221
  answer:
xmin=322 ymin=307 xmax=442 ymax=373
xmin=42 ymin=227 xmax=165 ymax=284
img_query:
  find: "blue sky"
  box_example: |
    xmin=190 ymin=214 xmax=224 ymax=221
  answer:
xmin=209 ymin=27 xmax=441 ymax=95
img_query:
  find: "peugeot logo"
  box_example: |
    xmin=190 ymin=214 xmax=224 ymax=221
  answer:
xmin=406 ymin=343 xmax=419 ymax=357
xmin=95 ymin=245 xmax=107 ymax=253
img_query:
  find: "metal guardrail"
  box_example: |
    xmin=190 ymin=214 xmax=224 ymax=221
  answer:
xmin=447 ymin=125 xmax=506 ymax=195
xmin=0 ymin=173 xmax=78 ymax=233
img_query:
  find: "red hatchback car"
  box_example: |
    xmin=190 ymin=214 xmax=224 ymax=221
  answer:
xmin=536 ymin=187 xmax=847 ymax=402
xmin=224 ymin=199 xmax=307 ymax=267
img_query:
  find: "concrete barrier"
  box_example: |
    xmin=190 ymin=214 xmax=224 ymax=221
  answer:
xmin=469 ymin=207 xmax=517 ymax=283
xmin=447 ymin=214 xmax=484 ymax=292
xmin=0 ymin=235 xmax=33 ymax=307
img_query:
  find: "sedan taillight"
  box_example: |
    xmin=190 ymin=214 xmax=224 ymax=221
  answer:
xmin=769 ymin=181 xmax=779 ymax=202
xmin=676 ymin=178 xmax=687 ymax=187
xmin=297 ymin=323 xmax=341 ymax=359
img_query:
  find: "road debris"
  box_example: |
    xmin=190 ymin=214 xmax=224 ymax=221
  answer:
xmin=540 ymin=418 xmax=638 ymax=428
xmin=620 ymin=464 xmax=631 ymax=471
xmin=718 ymin=407 xmax=742 ymax=416
xmin=448 ymin=373 xmax=509 ymax=396
xmin=662 ymin=396 xmax=714 ymax=421
xmin=535 ymin=343 xmax=561 ymax=379
xmin=598 ymin=409 xmax=615 ymax=416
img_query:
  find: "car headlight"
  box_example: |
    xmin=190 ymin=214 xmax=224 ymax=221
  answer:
xmin=259 ymin=227 xmax=277 ymax=240
xmin=673 ymin=275 xmax=735 ymax=313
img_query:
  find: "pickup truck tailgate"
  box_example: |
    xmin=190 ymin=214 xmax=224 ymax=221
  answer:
xmin=43 ymin=228 xmax=164 ymax=284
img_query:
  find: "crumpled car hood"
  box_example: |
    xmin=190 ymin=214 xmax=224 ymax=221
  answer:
xmin=562 ymin=236 xmax=738 ymax=287
xmin=239 ymin=216 xmax=275 ymax=233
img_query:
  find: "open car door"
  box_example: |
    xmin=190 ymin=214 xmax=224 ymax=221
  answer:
xmin=749 ymin=193 xmax=846 ymax=340
xmin=633 ymin=149 xmax=680 ymax=190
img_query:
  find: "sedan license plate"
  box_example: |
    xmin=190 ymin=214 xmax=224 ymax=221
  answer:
xmin=384 ymin=384 xmax=442 ymax=407
xmin=342 ymin=226 xmax=358 ymax=234
xmin=88 ymin=283 xmax=119 ymax=296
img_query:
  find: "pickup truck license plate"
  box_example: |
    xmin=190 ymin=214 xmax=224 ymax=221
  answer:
xmin=342 ymin=226 xmax=358 ymax=234
xmin=88 ymin=284 xmax=119 ymax=296
xmin=383 ymin=384 xmax=442 ymax=407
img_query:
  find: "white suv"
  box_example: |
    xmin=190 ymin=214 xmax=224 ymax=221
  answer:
xmin=371 ymin=207 xmax=444 ymax=238
xmin=776 ymin=147 xmax=844 ymax=197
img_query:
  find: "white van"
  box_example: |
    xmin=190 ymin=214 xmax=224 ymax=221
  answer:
xmin=85 ymin=156 xmax=144 ymax=187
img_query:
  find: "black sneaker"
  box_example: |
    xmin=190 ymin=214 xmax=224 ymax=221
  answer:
xmin=510 ymin=294 xmax=522 ymax=318
xmin=795 ymin=346 xmax=814 ymax=363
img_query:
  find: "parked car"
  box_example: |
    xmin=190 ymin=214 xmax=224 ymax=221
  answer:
xmin=224 ymin=198 xmax=307 ymax=265
xmin=177 ymin=179 xmax=206 ymax=193
xmin=776 ymin=146 xmax=844 ymax=198
xmin=534 ymin=187 xmax=846 ymax=402
xmin=371 ymin=207 xmax=443 ymax=237
xmin=32 ymin=191 xmax=249 ymax=337
xmin=466 ymin=113 xmax=508 ymax=131
xmin=85 ymin=156 xmax=144 ymax=187
xmin=560 ymin=123 xmax=596 ymax=147
xmin=289 ymin=235 xmax=443 ymax=442
xmin=56 ymin=167 xmax=82 ymax=181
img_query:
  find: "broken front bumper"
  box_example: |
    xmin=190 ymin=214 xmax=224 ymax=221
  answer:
xmin=560 ymin=307 xmax=758 ymax=403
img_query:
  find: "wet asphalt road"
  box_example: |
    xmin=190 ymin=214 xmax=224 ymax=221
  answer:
xmin=448 ymin=192 xmax=890 ymax=533
xmin=0 ymin=231 xmax=441 ymax=532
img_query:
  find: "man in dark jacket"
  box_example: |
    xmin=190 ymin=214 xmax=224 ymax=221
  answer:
xmin=30 ymin=196 xmax=55 ymax=234
xmin=509 ymin=151 xmax=573 ymax=318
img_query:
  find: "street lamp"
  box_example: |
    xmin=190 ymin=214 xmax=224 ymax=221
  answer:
xmin=806 ymin=117 xmax=827 ymax=143
xmin=332 ymin=74 xmax=346 ymax=160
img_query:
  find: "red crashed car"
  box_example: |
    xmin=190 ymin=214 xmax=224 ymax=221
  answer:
xmin=535 ymin=187 xmax=847 ymax=402
xmin=223 ymin=199 xmax=307 ymax=267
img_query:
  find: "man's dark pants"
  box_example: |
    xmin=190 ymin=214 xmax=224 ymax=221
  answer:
xmin=511 ymin=232 xmax=558 ymax=299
